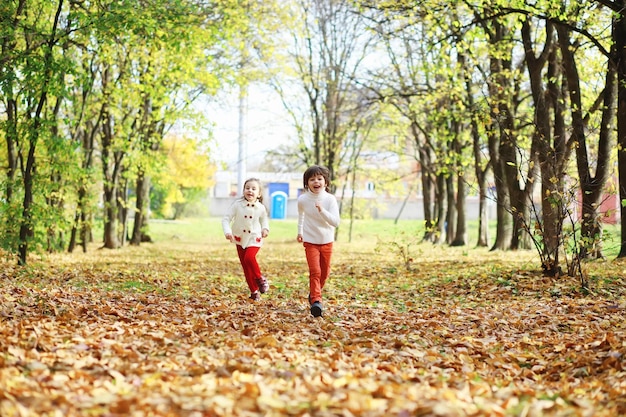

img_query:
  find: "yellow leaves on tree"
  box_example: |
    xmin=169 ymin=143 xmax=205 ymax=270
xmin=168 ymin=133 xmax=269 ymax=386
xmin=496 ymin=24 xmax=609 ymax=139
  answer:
xmin=158 ymin=135 xmax=215 ymax=218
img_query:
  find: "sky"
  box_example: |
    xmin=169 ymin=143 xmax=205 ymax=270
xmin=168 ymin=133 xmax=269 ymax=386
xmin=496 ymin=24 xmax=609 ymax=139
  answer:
xmin=205 ymin=83 xmax=296 ymax=171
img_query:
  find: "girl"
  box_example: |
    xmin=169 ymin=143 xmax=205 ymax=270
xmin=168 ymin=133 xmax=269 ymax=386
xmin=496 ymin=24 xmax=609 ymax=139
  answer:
xmin=222 ymin=178 xmax=270 ymax=301
xmin=297 ymin=165 xmax=340 ymax=317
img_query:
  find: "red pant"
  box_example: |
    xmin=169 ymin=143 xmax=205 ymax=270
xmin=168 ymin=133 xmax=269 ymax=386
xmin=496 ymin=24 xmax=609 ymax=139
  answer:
xmin=236 ymin=245 xmax=262 ymax=292
xmin=304 ymin=242 xmax=333 ymax=304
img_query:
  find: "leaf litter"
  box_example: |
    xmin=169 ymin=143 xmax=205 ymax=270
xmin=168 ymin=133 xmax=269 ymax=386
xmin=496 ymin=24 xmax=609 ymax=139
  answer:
xmin=0 ymin=240 xmax=625 ymax=416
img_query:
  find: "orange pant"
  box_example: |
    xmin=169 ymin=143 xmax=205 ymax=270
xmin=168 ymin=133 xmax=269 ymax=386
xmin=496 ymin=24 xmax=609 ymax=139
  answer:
xmin=304 ymin=242 xmax=333 ymax=304
xmin=236 ymin=245 xmax=262 ymax=292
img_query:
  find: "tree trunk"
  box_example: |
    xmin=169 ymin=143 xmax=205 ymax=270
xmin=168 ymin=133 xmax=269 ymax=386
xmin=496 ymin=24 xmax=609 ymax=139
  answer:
xmin=419 ymin=146 xmax=437 ymax=242
xmin=488 ymin=128 xmax=512 ymax=251
xmin=463 ymin=49 xmax=490 ymax=247
xmin=131 ymin=171 xmax=152 ymax=245
xmin=522 ymin=19 xmax=565 ymax=274
xmin=117 ymin=178 xmax=129 ymax=246
xmin=450 ymin=173 xmax=467 ymax=246
xmin=434 ymin=173 xmax=446 ymax=244
xmin=484 ymin=18 xmax=513 ymax=251
xmin=69 ymin=184 xmax=91 ymax=254
xmin=1 ymin=1 xmax=23 ymax=207
xmin=4 ymin=99 xmax=18 ymax=204
xmin=614 ymin=4 xmax=626 ymax=258
xmin=102 ymin=185 xmax=120 ymax=249
xmin=445 ymin=174 xmax=456 ymax=245
xmin=18 ymin=144 xmax=36 ymax=266
xmin=476 ymin=183 xmax=490 ymax=247
xmin=15 ymin=0 xmax=63 ymax=264
xmin=559 ymin=24 xmax=614 ymax=259
xmin=68 ymin=186 xmax=90 ymax=254
xmin=99 ymin=65 xmax=125 ymax=250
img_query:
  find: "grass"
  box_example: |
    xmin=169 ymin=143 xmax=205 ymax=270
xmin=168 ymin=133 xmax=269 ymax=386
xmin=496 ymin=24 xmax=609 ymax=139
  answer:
xmin=144 ymin=216 xmax=622 ymax=258
xmin=144 ymin=217 xmax=496 ymax=260
xmin=132 ymin=217 xmax=626 ymax=306
xmin=146 ymin=217 xmax=430 ymax=244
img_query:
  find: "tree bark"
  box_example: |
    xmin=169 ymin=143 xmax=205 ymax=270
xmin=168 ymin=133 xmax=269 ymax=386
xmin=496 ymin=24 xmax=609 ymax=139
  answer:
xmin=418 ymin=146 xmax=437 ymax=242
xmin=18 ymin=0 xmax=64 ymax=265
xmin=434 ymin=173 xmax=446 ymax=244
xmin=522 ymin=19 xmax=569 ymax=274
xmin=131 ymin=171 xmax=152 ymax=245
xmin=450 ymin=173 xmax=467 ymax=246
xmin=117 ymin=178 xmax=129 ymax=246
xmin=608 ymin=2 xmax=626 ymax=258
xmin=557 ymin=24 xmax=615 ymax=259
xmin=101 ymin=104 xmax=121 ymax=250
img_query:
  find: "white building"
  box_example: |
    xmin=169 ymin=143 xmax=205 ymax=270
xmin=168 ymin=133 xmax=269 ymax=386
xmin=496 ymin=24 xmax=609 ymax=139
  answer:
xmin=209 ymin=170 xmax=496 ymax=221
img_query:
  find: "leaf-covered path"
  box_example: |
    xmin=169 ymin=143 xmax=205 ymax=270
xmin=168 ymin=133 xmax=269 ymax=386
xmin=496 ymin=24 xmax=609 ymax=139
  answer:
xmin=1 ymin=238 xmax=625 ymax=416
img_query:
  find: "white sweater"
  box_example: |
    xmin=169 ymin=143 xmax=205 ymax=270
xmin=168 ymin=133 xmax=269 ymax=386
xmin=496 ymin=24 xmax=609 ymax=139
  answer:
xmin=297 ymin=190 xmax=340 ymax=244
xmin=222 ymin=199 xmax=269 ymax=248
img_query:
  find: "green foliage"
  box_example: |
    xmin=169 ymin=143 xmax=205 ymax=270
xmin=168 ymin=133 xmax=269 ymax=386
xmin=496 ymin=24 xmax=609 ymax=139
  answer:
xmin=0 ymin=195 xmax=22 ymax=253
xmin=0 ymin=0 xmax=259 ymax=261
xmin=0 ymin=0 xmax=622 ymax=270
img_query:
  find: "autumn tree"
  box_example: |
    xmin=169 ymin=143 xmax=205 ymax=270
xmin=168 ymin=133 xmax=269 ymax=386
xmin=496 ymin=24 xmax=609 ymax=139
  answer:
xmin=359 ymin=3 xmax=482 ymax=246
xmin=0 ymin=0 xmax=259 ymax=262
xmin=124 ymin=0 xmax=245 ymax=245
xmin=278 ymin=0 xmax=375 ymax=190
xmin=65 ymin=45 xmax=100 ymax=254
xmin=459 ymin=47 xmax=492 ymax=247
xmin=0 ymin=0 xmax=73 ymax=264
xmin=595 ymin=0 xmax=626 ymax=258
xmin=355 ymin=5 xmax=440 ymax=242
xmin=553 ymin=5 xmax=615 ymax=260
xmin=495 ymin=2 xmax=616 ymax=269
xmin=461 ymin=5 xmax=538 ymax=252
xmin=151 ymin=135 xmax=215 ymax=220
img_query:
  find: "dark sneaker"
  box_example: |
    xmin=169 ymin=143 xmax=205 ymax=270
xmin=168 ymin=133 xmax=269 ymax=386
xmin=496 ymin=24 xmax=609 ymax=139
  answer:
xmin=250 ymin=291 xmax=260 ymax=301
xmin=310 ymin=301 xmax=323 ymax=317
xmin=257 ymin=277 xmax=269 ymax=294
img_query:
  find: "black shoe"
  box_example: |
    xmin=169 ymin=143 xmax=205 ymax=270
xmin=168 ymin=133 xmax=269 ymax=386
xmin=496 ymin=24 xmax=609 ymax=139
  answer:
xmin=250 ymin=291 xmax=260 ymax=301
xmin=310 ymin=301 xmax=323 ymax=317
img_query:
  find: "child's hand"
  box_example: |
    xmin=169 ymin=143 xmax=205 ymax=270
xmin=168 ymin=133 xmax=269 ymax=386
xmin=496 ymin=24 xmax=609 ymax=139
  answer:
xmin=225 ymin=233 xmax=233 ymax=242
xmin=297 ymin=234 xmax=303 ymax=243
xmin=262 ymin=228 xmax=269 ymax=238
xmin=315 ymin=202 xmax=322 ymax=212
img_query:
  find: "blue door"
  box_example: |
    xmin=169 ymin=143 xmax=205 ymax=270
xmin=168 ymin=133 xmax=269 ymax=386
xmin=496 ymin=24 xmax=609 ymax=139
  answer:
xmin=271 ymin=191 xmax=288 ymax=219
xmin=268 ymin=182 xmax=290 ymax=219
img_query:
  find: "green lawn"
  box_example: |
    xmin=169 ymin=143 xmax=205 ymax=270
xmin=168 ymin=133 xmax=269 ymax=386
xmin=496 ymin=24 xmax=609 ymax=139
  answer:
xmin=144 ymin=217 xmax=622 ymax=258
